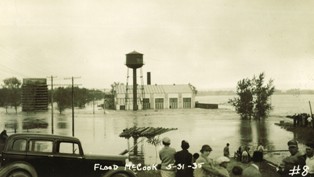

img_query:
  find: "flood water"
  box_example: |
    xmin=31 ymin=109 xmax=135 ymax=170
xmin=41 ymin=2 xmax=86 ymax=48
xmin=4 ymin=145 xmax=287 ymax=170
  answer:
xmin=1 ymin=94 xmax=314 ymax=165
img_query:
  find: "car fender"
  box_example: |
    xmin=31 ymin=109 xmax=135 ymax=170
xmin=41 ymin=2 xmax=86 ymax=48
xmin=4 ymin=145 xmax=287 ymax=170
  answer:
xmin=0 ymin=161 xmax=38 ymax=177
xmin=101 ymin=167 xmax=137 ymax=177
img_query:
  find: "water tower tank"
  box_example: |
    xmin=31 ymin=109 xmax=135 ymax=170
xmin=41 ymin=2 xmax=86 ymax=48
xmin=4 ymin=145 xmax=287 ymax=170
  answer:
xmin=126 ymin=51 xmax=144 ymax=69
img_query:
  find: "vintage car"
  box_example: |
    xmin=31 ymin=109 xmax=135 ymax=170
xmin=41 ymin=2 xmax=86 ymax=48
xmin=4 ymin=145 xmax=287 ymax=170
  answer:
xmin=0 ymin=133 xmax=137 ymax=177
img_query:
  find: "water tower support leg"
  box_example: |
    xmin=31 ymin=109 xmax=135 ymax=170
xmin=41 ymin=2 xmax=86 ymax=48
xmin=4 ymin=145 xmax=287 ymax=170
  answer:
xmin=133 ymin=69 xmax=138 ymax=111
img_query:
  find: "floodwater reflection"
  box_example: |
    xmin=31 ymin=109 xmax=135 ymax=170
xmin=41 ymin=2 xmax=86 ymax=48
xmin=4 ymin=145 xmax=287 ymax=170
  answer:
xmin=239 ymin=120 xmax=271 ymax=149
xmin=0 ymin=107 xmax=297 ymax=165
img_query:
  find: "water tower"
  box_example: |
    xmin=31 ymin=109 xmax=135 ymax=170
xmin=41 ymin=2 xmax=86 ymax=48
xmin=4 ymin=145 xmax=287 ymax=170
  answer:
xmin=125 ymin=51 xmax=144 ymax=111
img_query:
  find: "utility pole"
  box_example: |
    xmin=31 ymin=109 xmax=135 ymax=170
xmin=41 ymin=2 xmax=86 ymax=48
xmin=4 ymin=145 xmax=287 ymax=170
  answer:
xmin=93 ymin=89 xmax=95 ymax=114
xmin=103 ymin=89 xmax=106 ymax=114
xmin=47 ymin=76 xmax=57 ymax=134
xmin=309 ymin=101 xmax=313 ymax=117
xmin=64 ymin=76 xmax=81 ymax=137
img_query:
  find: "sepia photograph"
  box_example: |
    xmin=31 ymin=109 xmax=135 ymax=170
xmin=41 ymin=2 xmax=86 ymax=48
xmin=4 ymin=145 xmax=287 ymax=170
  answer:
xmin=1 ymin=1 xmax=314 ymax=177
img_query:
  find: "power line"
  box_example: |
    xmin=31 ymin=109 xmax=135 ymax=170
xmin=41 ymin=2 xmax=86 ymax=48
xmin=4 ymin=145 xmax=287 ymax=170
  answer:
xmin=0 ymin=48 xmax=52 ymax=77
xmin=0 ymin=63 xmax=29 ymax=78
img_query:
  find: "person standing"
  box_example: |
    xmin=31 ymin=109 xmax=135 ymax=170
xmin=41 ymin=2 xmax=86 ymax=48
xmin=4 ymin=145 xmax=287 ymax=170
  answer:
xmin=223 ymin=143 xmax=230 ymax=157
xmin=174 ymin=140 xmax=193 ymax=177
xmin=308 ymin=116 xmax=313 ymax=128
xmin=242 ymin=151 xmax=262 ymax=177
xmin=0 ymin=130 xmax=8 ymax=152
xmin=194 ymin=144 xmax=224 ymax=177
xmin=256 ymin=143 xmax=264 ymax=162
xmin=159 ymin=137 xmax=176 ymax=177
xmin=305 ymin=142 xmax=314 ymax=177
xmin=242 ymin=147 xmax=250 ymax=163
xmin=0 ymin=130 xmax=8 ymax=140
xmin=277 ymin=140 xmax=305 ymax=177
xmin=236 ymin=146 xmax=243 ymax=161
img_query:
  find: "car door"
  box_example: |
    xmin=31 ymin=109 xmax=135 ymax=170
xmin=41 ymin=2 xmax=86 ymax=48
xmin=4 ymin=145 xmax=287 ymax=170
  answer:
xmin=1 ymin=138 xmax=27 ymax=165
xmin=26 ymin=139 xmax=55 ymax=177
xmin=53 ymin=141 xmax=85 ymax=177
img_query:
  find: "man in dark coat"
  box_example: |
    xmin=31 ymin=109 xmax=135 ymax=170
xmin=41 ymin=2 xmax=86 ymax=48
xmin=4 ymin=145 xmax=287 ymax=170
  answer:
xmin=174 ymin=140 xmax=193 ymax=177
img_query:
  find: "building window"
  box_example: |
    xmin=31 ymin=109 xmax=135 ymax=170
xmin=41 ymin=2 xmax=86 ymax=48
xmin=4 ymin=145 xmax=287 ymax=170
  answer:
xmin=143 ymin=98 xmax=150 ymax=109
xmin=155 ymin=98 xmax=164 ymax=109
xmin=169 ymin=98 xmax=178 ymax=109
xmin=183 ymin=98 xmax=191 ymax=108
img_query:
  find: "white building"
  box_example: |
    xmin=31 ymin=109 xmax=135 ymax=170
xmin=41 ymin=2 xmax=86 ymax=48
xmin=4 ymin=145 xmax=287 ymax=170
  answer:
xmin=113 ymin=84 xmax=196 ymax=110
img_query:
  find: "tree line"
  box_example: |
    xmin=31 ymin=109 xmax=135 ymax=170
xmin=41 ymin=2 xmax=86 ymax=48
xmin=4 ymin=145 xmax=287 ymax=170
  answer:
xmin=50 ymin=87 xmax=106 ymax=113
xmin=0 ymin=77 xmax=114 ymax=114
xmin=0 ymin=74 xmax=275 ymax=119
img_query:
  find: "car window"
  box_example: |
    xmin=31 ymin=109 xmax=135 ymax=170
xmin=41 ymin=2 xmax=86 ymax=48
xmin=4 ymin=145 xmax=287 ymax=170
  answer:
xmin=58 ymin=142 xmax=80 ymax=155
xmin=29 ymin=140 xmax=53 ymax=153
xmin=12 ymin=139 xmax=27 ymax=152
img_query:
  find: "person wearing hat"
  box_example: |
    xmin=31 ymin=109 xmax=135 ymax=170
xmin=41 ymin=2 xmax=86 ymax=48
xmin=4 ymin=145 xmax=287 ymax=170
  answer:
xmin=193 ymin=144 xmax=226 ymax=177
xmin=174 ymin=140 xmax=193 ymax=177
xmin=277 ymin=140 xmax=306 ymax=177
xmin=305 ymin=142 xmax=314 ymax=177
xmin=242 ymin=151 xmax=262 ymax=177
xmin=159 ymin=137 xmax=176 ymax=177
xmin=215 ymin=156 xmax=230 ymax=177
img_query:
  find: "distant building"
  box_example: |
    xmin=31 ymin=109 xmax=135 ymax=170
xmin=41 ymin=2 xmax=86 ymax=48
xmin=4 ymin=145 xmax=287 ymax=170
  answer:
xmin=113 ymin=84 xmax=196 ymax=110
xmin=22 ymin=78 xmax=48 ymax=112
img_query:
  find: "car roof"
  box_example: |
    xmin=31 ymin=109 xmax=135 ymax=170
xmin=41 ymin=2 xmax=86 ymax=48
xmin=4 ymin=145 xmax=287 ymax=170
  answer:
xmin=8 ymin=133 xmax=81 ymax=142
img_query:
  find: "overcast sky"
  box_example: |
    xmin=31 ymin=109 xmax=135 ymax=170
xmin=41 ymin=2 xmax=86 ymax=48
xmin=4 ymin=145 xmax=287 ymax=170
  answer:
xmin=1 ymin=0 xmax=314 ymax=90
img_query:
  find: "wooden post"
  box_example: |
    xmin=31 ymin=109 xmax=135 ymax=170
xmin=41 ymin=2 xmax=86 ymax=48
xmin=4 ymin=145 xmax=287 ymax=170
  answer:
xmin=51 ymin=76 xmax=54 ymax=134
xmin=309 ymin=101 xmax=313 ymax=117
xmin=65 ymin=76 xmax=80 ymax=137
xmin=93 ymin=89 xmax=95 ymax=114
xmin=128 ymin=138 xmax=130 ymax=159
xmin=310 ymin=101 xmax=314 ymax=128
xmin=71 ymin=77 xmax=74 ymax=137
xmin=133 ymin=137 xmax=138 ymax=156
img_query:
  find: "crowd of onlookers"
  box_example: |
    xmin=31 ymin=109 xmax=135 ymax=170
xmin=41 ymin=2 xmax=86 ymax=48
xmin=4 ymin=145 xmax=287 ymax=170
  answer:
xmin=158 ymin=137 xmax=314 ymax=177
xmin=234 ymin=143 xmax=264 ymax=164
xmin=289 ymin=113 xmax=314 ymax=128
